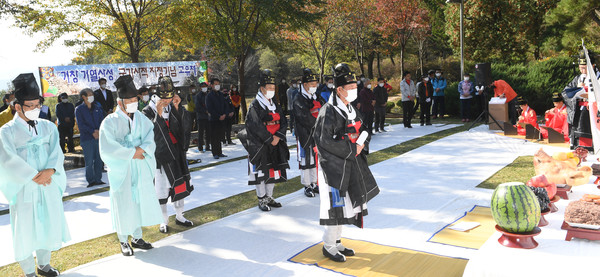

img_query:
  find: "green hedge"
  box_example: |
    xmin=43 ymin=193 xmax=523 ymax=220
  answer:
xmin=443 ymin=55 xmax=574 ymax=116
xmin=385 ymin=101 xmax=395 ymax=113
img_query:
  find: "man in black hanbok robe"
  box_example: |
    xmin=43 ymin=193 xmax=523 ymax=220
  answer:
xmin=239 ymin=69 xmax=290 ymax=211
xmin=314 ymin=63 xmax=380 ymax=262
xmin=142 ymin=76 xmax=194 ymax=233
xmin=293 ymin=68 xmax=325 ymax=197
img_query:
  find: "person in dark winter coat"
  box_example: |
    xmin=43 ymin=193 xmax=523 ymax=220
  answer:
xmin=195 ymin=82 xmax=211 ymax=152
xmin=313 ymin=63 xmax=380 ymax=263
xmin=293 ymin=68 xmax=325 ymax=198
xmin=239 ymin=69 xmax=289 ymax=211
xmin=205 ymin=78 xmax=228 ymax=159
xmin=358 ymin=82 xmax=375 ymax=135
xmin=142 ymin=76 xmax=194 ymax=234
xmin=55 ymin=92 xmax=75 ymax=153
xmin=373 ymin=77 xmax=388 ymax=132
xmin=417 ymin=75 xmax=433 ymax=126
xmin=222 ymin=89 xmax=236 ymax=145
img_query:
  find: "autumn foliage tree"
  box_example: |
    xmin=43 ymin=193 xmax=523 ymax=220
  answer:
xmin=375 ymin=0 xmax=429 ymax=77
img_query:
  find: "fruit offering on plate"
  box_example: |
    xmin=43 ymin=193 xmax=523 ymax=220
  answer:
xmin=534 ymin=149 xmax=592 ymax=186
xmin=491 ymin=182 xmax=541 ymax=233
xmin=582 ymin=194 xmax=600 ymax=204
xmin=526 ymin=174 xmax=557 ymax=199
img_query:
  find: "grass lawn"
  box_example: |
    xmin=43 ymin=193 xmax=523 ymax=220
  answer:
xmin=477 ymin=156 xmax=535 ymax=189
xmin=0 ymin=122 xmax=472 ymax=276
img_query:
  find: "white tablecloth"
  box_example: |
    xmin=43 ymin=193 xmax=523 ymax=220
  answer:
xmin=463 ymin=183 xmax=600 ymax=276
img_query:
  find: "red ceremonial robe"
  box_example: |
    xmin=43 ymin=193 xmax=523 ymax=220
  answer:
xmin=516 ymin=106 xmax=538 ymax=136
xmin=541 ymin=104 xmax=569 ymax=142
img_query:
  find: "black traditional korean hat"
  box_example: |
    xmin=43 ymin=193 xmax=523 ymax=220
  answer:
xmin=114 ymin=75 xmax=138 ymax=99
xmin=259 ymin=69 xmax=276 ymax=87
xmin=332 ymin=63 xmax=357 ymax=88
xmin=517 ymin=96 xmax=528 ymax=105
xmin=301 ymin=68 xmax=318 ymax=83
xmin=552 ymin=92 xmax=563 ymax=102
xmin=12 ymin=73 xmax=41 ymax=103
xmin=156 ymin=76 xmax=175 ymax=99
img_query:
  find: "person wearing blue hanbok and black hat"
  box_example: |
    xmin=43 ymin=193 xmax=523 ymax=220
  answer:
xmin=313 ymin=63 xmax=380 ymax=262
xmin=99 ymin=75 xmax=163 ymax=256
xmin=0 ymin=73 xmax=71 ymax=277
xmin=142 ymin=76 xmax=194 ymax=234
xmin=239 ymin=69 xmax=290 ymax=211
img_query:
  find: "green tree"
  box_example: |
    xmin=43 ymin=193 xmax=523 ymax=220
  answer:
xmin=12 ymin=0 xmax=174 ymax=63
xmin=544 ymin=0 xmax=600 ymax=54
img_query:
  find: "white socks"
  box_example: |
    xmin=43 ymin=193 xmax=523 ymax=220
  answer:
xmin=161 ymin=199 xmax=188 ymax=223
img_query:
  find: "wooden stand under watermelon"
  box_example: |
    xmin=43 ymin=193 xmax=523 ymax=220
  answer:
xmin=495 ymin=225 xmax=541 ymax=249
xmin=561 ymin=221 xmax=600 ymax=241
xmin=549 ymin=195 xmax=560 ymax=213
xmin=556 ymin=185 xmax=571 ymax=200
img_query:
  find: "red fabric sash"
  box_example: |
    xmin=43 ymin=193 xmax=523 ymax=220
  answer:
xmin=347 ymin=121 xmax=362 ymax=143
xmin=266 ymin=112 xmax=281 ymax=135
xmin=165 ymin=120 xmax=178 ymax=144
xmin=311 ymin=100 xmax=322 ymax=118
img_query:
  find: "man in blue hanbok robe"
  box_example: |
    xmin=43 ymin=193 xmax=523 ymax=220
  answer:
xmin=0 ymin=73 xmax=70 ymax=277
xmin=99 ymin=75 xmax=162 ymax=256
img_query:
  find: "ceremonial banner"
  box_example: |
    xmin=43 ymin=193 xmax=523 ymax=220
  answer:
xmin=584 ymin=44 xmax=600 ymax=154
xmin=38 ymin=61 xmax=208 ymax=96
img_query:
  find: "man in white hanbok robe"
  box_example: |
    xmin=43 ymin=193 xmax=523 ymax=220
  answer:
xmin=0 ymin=73 xmax=70 ymax=277
xmin=99 ymin=75 xmax=162 ymax=256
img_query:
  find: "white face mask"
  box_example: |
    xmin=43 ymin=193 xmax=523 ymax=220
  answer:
xmin=282 ymin=80 xmax=286 ymax=84
xmin=464 ymin=77 xmax=470 ymax=81
xmin=345 ymin=88 xmax=358 ymax=102
xmin=125 ymin=102 xmax=138 ymax=113
xmin=142 ymin=95 xmax=150 ymax=102
xmin=232 ymin=88 xmax=237 ymax=91
xmin=424 ymin=77 xmax=430 ymax=82
xmin=367 ymin=84 xmax=372 ymax=89
xmin=327 ymin=83 xmax=334 ymax=89
xmin=62 ymin=98 xmax=69 ymax=103
xmin=100 ymin=84 xmax=106 ymax=90
xmin=265 ymin=90 xmax=275 ymax=99
xmin=201 ymin=87 xmax=208 ymax=92
xmin=87 ymin=95 xmax=94 ymax=103
xmin=214 ymin=85 xmax=221 ymax=91
xmin=24 ymin=108 xmax=40 ymax=121
xmin=378 ymin=83 xmax=384 ymax=87
xmin=292 ymin=84 xmax=298 ymax=88
xmin=191 ymin=89 xmax=197 ymax=93
xmin=308 ymin=86 xmax=317 ymax=94
xmin=9 ymin=99 xmax=15 ymax=106
xmin=436 ymin=73 xmax=441 ymax=77
xmin=357 ymin=80 xmax=362 ymax=85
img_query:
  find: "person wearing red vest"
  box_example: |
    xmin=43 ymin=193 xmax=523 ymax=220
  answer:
xmin=142 ymin=76 xmax=194 ymax=233
xmin=541 ymin=92 xmax=569 ymax=142
xmin=515 ymin=96 xmax=539 ymax=136
xmin=238 ymin=69 xmax=290 ymax=211
xmin=293 ymin=68 xmax=326 ymax=198
xmin=492 ymin=79 xmax=519 ymax=124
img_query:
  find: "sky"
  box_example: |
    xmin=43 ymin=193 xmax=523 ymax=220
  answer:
xmin=0 ymin=17 xmax=77 ymax=91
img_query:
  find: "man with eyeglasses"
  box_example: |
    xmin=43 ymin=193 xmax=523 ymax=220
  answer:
xmin=0 ymin=73 xmax=70 ymax=277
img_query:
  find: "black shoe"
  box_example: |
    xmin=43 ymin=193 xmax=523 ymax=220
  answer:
xmin=381 ymin=129 xmax=387 ymax=132
xmin=130 ymin=238 xmax=153 ymax=250
xmin=213 ymin=155 xmax=220 ymax=159
xmin=175 ymin=219 xmax=194 ymax=227
xmin=228 ymin=141 xmax=236 ymax=145
xmin=86 ymin=182 xmax=97 ymax=188
xmin=420 ymin=123 xmax=424 ymax=126
xmin=322 ymin=246 xmax=346 ymax=262
xmin=312 ymin=184 xmax=319 ymax=194
xmin=218 ymin=154 xmax=227 ymax=158
xmin=267 ymin=196 xmax=282 ymax=208
xmin=426 ymin=123 xmax=432 ymax=126
xmin=336 ymin=240 xmax=355 ymax=256
xmin=120 ymin=242 xmax=134 ymax=256
xmin=98 ymin=181 xmax=106 ymax=185
xmin=258 ymin=197 xmax=271 ymax=211
xmin=407 ymin=125 xmax=413 ymax=128
xmin=37 ymin=265 xmax=60 ymax=277
xmin=304 ymin=186 xmax=316 ymax=197
xmin=159 ymin=224 xmax=168 ymax=233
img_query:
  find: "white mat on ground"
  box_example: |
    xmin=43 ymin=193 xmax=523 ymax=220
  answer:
xmin=63 ymin=126 xmax=570 ymax=276
xmin=0 ymin=124 xmax=456 ymax=267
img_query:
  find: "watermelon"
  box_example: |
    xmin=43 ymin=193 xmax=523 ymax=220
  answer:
xmin=491 ymin=182 xmax=541 ymax=233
